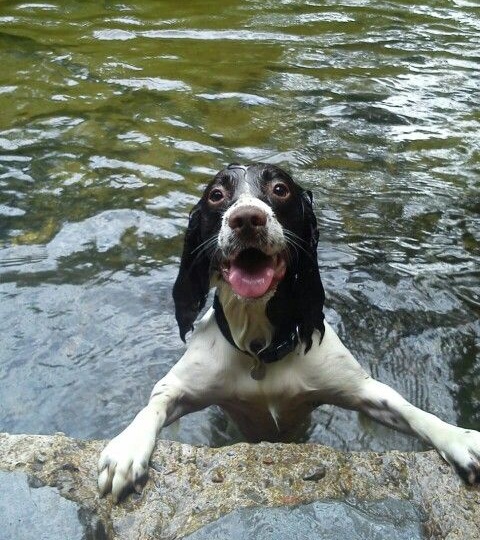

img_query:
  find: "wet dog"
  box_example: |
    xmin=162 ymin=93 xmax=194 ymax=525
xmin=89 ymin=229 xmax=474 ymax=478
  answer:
xmin=98 ymin=163 xmax=480 ymax=501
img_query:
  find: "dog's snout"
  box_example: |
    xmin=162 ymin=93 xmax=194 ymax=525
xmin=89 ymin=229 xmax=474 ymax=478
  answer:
xmin=228 ymin=206 xmax=267 ymax=233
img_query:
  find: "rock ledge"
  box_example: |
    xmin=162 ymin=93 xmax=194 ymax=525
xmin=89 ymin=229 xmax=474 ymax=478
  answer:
xmin=0 ymin=433 xmax=478 ymax=539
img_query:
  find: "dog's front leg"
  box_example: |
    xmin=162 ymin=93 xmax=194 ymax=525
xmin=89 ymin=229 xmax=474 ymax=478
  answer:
xmin=98 ymin=373 xmax=189 ymax=502
xmin=308 ymin=325 xmax=480 ymax=484
xmin=354 ymin=377 xmax=480 ymax=484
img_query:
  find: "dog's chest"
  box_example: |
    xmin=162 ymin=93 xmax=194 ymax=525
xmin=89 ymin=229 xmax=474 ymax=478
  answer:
xmin=219 ymin=357 xmax=315 ymax=441
xmin=216 ymin=284 xmax=273 ymax=355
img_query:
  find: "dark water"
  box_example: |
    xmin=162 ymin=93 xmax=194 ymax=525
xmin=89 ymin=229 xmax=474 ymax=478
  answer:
xmin=1 ymin=0 xmax=479 ymax=456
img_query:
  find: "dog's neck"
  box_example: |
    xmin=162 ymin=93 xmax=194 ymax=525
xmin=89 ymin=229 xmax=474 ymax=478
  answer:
xmin=215 ymin=281 xmax=274 ymax=356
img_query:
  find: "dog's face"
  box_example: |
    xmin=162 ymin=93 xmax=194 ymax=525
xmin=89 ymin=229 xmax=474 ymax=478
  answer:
xmin=204 ymin=163 xmax=313 ymax=299
xmin=173 ymin=163 xmax=325 ymax=349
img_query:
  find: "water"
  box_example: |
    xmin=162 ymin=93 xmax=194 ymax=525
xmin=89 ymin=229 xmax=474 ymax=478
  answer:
xmin=0 ymin=0 xmax=479 ymax=454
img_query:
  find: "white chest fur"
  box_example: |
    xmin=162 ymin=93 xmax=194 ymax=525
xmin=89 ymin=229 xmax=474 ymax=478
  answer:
xmin=216 ymin=282 xmax=274 ymax=355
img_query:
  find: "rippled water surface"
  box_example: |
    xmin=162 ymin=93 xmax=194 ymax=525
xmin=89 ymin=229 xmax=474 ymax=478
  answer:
xmin=1 ymin=0 xmax=479 ymax=454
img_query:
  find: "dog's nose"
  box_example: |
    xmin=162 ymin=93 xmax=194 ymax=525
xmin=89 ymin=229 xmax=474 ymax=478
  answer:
xmin=228 ymin=206 xmax=267 ymax=233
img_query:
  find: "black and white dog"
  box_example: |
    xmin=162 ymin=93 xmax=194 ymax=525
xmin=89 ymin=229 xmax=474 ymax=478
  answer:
xmin=98 ymin=162 xmax=480 ymax=501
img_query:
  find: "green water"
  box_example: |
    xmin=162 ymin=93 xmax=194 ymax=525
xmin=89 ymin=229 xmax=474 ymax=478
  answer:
xmin=0 ymin=0 xmax=479 ymax=456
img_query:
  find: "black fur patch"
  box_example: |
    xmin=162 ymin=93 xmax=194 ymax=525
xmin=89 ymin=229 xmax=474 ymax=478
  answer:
xmin=172 ymin=163 xmax=325 ymax=348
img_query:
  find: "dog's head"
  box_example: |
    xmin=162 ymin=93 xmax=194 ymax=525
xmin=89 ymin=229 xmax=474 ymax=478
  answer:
xmin=172 ymin=163 xmax=325 ymax=350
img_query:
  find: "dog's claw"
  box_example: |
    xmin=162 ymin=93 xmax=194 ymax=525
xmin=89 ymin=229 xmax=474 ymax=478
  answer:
xmin=436 ymin=427 xmax=480 ymax=485
xmin=97 ymin=466 xmax=112 ymax=498
xmin=97 ymin=426 xmax=155 ymax=502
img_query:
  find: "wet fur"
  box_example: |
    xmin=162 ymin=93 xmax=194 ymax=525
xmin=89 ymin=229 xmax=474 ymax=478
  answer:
xmin=98 ymin=162 xmax=480 ymax=502
xmin=173 ymin=163 xmax=325 ymax=351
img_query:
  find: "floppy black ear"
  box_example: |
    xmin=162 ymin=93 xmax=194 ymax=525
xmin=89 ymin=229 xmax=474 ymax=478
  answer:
xmin=293 ymin=190 xmax=325 ymax=351
xmin=266 ymin=189 xmax=325 ymax=352
xmin=172 ymin=204 xmax=211 ymax=342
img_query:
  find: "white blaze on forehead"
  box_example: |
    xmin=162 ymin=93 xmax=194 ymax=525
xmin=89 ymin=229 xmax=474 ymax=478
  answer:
xmin=237 ymin=177 xmax=252 ymax=195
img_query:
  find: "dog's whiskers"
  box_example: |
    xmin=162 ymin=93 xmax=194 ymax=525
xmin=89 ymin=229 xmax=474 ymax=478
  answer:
xmin=191 ymin=234 xmax=218 ymax=255
xmin=192 ymin=234 xmax=218 ymax=257
xmin=284 ymin=230 xmax=314 ymax=261
xmin=190 ymin=234 xmax=219 ymax=265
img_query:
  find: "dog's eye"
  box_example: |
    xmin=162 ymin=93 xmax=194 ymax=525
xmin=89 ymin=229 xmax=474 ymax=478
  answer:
xmin=272 ymin=182 xmax=290 ymax=198
xmin=209 ymin=188 xmax=224 ymax=203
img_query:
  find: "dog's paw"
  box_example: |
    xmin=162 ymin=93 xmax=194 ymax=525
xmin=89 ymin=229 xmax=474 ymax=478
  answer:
xmin=98 ymin=426 xmax=156 ymax=502
xmin=436 ymin=427 xmax=480 ymax=485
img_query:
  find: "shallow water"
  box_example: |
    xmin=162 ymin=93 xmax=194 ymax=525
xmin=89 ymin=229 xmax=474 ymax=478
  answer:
xmin=0 ymin=0 xmax=479 ymax=455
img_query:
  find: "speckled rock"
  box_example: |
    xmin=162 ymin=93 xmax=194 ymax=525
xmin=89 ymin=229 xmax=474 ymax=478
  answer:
xmin=0 ymin=433 xmax=478 ymax=539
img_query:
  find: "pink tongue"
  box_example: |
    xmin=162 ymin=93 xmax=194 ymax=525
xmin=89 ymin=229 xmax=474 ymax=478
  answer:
xmin=228 ymin=261 xmax=275 ymax=298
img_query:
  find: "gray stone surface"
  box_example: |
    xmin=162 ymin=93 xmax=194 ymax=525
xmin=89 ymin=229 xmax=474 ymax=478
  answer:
xmin=0 ymin=432 xmax=478 ymax=539
xmin=184 ymin=499 xmax=423 ymax=540
xmin=0 ymin=471 xmax=86 ymax=540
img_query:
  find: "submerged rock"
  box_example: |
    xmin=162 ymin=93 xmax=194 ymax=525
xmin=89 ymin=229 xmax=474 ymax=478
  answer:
xmin=0 ymin=433 xmax=478 ymax=539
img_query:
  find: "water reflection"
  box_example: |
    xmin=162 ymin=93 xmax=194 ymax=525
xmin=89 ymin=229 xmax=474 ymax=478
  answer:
xmin=0 ymin=0 xmax=479 ymax=451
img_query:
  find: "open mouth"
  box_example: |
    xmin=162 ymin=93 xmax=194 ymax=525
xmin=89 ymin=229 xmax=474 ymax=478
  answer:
xmin=221 ymin=248 xmax=287 ymax=299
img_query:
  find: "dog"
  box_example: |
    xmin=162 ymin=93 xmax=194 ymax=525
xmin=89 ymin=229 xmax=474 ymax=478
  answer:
xmin=98 ymin=162 xmax=480 ymax=501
